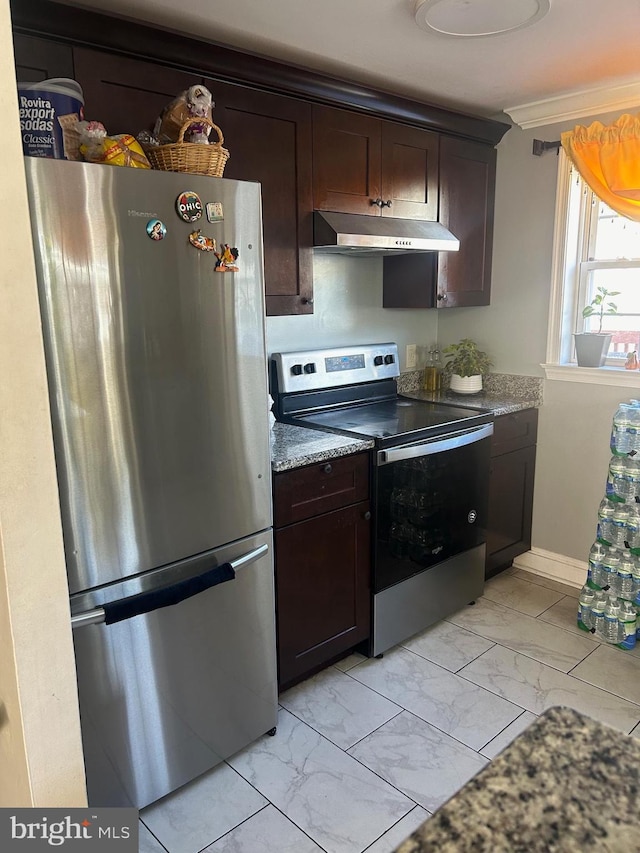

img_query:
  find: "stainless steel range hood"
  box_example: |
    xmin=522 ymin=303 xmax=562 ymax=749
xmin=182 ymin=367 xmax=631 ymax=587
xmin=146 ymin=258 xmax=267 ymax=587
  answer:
xmin=313 ymin=211 xmax=460 ymax=255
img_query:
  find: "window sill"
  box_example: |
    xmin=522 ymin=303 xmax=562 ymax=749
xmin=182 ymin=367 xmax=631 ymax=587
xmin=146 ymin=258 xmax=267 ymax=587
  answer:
xmin=542 ymin=363 xmax=640 ymax=387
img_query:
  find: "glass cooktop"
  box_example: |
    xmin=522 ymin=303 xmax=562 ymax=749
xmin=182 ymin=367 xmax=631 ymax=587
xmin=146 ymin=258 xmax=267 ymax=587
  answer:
xmin=293 ymin=397 xmax=492 ymax=444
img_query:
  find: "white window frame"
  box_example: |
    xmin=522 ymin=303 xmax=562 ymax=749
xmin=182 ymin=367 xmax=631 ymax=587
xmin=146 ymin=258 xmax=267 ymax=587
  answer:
xmin=543 ymin=149 xmax=640 ymax=388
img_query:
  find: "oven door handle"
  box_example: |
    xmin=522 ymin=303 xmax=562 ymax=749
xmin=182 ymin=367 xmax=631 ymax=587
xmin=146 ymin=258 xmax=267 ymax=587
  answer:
xmin=376 ymin=422 xmax=494 ymax=466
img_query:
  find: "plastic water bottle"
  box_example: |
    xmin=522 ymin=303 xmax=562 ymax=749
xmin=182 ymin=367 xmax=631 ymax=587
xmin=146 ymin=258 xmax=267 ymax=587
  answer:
xmin=591 ymin=592 xmax=607 ymax=638
xmin=604 ymin=597 xmax=622 ymax=643
xmin=597 ymin=498 xmax=616 ymax=546
xmin=611 ymin=404 xmax=634 ymax=455
xmin=588 ymin=541 xmax=606 ymax=589
xmin=617 ymin=601 xmax=637 ymax=649
xmin=625 ymin=457 xmax=640 ymax=502
xmin=601 ymin=548 xmax=621 ymax=593
xmin=577 ymin=585 xmax=596 ymax=631
xmin=632 ymin=558 xmax=640 ymax=601
xmin=611 ymin=504 xmax=630 ymax=548
xmin=627 ymin=504 xmax=640 ymax=553
xmin=607 ymin=456 xmax=629 ymax=502
xmin=627 ymin=401 xmax=640 ymax=455
xmin=618 ymin=552 xmax=635 ymax=600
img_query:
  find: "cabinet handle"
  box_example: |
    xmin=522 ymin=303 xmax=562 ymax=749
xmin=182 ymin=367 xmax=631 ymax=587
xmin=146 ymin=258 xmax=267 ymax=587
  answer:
xmin=322 ymin=463 xmax=333 ymax=474
xmin=380 ymin=199 xmax=392 ymax=208
xmin=370 ymin=198 xmax=384 ymax=208
xmin=363 ymin=511 xmax=371 ymax=520
xmin=437 ymin=293 xmax=448 ymax=302
xmin=301 ymin=296 xmax=314 ymax=305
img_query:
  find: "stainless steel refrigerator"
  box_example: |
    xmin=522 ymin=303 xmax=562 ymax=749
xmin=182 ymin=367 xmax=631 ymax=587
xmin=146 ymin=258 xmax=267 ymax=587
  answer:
xmin=24 ymin=157 xmax=277 ymax=809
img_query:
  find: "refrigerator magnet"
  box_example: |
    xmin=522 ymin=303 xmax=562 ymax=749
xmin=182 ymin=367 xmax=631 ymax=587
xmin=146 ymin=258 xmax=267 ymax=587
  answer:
xmin=206 ymin=202 xmax=224 ymax=223
xmin=147 ymin=219 xmax=166 ymax=241
xmin=189 ymin=230 xmax=216 ymax=252
xmin=215 ymin=244 xmax=239 ymax=272
xmin=176 ymin=191 xmax=203 ymax=222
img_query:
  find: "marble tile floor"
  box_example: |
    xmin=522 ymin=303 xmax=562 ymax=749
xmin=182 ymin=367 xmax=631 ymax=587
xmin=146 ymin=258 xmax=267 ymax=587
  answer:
xmin=138 ymin=568 xmax=640 ymax=853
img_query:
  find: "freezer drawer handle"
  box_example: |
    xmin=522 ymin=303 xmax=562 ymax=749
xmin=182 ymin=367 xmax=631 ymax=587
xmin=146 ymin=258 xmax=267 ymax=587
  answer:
xmin=71 ymin=543 xmax=269 ymax=629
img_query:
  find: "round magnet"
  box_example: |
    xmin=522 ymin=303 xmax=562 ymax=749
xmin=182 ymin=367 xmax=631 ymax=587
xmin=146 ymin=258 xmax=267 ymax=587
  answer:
xmin=147 ymin=219 xmax=166 ymax=241
xmin=176 ymin=191 xmax=203 ymax=222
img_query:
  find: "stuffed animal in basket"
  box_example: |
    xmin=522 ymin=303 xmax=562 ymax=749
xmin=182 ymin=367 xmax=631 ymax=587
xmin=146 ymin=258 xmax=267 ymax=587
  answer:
xmin=153 ymin=85 xmax=215 ymax=145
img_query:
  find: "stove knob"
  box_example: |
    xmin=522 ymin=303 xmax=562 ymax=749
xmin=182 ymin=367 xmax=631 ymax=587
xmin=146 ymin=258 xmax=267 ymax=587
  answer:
xmin=384 ymin=354 xmax=395 ymax=364
xmin=303 ymin=362 xmax=316 ymax=374
xmin=373 ymin=355 xmax=384 ymax=366
xmin=290 ymin=364 xmax=303 ymax=376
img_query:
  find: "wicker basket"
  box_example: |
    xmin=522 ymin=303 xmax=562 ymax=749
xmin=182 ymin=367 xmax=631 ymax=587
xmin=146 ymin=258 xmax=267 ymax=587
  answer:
xmin=145 ymin=118 xmax=230 ymax=177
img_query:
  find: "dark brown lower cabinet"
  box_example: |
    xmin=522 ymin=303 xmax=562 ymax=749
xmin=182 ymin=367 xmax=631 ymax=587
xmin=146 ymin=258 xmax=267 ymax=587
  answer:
xmin=273 ymin=453 xmax=371 ymax=690
xmin=486 ymin=409 xmax=538 ymax=578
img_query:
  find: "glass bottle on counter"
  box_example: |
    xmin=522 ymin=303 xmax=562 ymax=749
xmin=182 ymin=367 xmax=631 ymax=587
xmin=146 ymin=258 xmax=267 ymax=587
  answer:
xmin=423 ymin=349 xmax=442 ymax=392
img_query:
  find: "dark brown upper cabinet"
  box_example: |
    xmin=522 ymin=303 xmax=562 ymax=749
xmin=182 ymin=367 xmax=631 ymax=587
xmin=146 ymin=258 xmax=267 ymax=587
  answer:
xmin=383 ymin=136 xmax=496 ymax=309
xmin=212 ymin=83 xmax=314 ymax=316
xmin=72 ymin=48 xmax=202 ymax=138
xmin=312 ymin=105 xmax=439 ymax=220
xmin=436 ymin=136 xmax=496 ymax=308
xmin=13 ymin=33 xmax=74 ymax=82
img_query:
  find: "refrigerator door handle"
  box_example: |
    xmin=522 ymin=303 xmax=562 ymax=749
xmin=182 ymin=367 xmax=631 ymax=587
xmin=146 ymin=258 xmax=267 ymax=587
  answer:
xmin=71 ymin=543 xmax=269 ymax=629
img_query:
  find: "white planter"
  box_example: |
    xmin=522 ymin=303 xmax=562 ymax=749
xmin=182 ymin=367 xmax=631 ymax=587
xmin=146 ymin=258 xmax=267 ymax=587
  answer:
xmin=449 ymin=373 xmax=483 ymax=394
xmin=573 ymin=333 xmax=612 ymax=368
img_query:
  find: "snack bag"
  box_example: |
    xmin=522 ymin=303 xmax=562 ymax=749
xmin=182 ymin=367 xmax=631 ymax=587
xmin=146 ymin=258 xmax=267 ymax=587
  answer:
xmin=78 ymin=121 xmax=151 ymax=169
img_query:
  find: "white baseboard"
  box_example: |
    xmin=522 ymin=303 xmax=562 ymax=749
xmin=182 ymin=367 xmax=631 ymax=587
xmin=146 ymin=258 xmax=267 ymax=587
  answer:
xmin=512 ymin=548 xmax=586 ymax=590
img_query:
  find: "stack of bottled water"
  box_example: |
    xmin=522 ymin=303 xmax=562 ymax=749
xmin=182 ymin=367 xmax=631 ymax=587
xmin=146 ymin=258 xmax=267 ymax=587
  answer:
xmin=578 ymin=401 xmax=640 ymax=650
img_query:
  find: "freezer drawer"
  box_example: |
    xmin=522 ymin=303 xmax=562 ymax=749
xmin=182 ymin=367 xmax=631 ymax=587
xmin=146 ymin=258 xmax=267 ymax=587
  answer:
xmin=70 ymin=530 xmax=277 ymax=808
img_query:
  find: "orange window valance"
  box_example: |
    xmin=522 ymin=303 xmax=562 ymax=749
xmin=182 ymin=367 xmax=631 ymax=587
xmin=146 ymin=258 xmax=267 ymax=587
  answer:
xmin=561 ymin=113 xmax=640 ymax=221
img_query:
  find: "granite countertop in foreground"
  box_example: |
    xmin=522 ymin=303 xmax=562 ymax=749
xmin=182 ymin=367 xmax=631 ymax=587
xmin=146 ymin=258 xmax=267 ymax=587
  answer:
xmin=394 ymin=706 xmax=640 ymax=853
xmin=270 ymin=422 xmax=374 ymax=472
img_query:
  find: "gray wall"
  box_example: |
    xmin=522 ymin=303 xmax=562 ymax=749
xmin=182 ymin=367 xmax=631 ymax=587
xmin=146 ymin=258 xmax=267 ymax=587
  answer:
xmin=266 ymin=253 xmax=438 ymax=369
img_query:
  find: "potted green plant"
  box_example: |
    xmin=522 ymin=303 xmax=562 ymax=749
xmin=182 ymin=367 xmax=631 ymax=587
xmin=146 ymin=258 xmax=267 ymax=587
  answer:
xmin=574 ymin=286 xmax=620 ymax=367
xmin=442 ymin=338 xmax=492 ymax=394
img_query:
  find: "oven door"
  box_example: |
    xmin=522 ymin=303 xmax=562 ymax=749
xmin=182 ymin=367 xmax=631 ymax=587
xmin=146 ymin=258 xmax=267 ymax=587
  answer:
xmin=373 ymin=423 xmax=493 ymax=593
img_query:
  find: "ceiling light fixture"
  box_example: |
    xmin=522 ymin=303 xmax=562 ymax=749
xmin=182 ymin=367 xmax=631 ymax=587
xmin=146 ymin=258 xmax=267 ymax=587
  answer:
xmin=413 ymin=0 xmax=551 ymax=37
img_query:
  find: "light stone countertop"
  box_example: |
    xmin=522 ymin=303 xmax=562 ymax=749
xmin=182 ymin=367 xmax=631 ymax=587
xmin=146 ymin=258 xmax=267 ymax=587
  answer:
xmin=270 ymin=422 xmax=374 ymax=473
xmin=399 ymin=388 xmax=539 ymax=416
xmin=398 ymin=371 xmax=542 ymax=416
xmin=394 ymin=706 xmax=640 ymax=853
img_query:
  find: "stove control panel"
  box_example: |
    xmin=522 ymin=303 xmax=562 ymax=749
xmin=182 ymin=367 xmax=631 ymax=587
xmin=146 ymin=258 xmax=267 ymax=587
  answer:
xmin=272 ymin=343 xmax=399 ymax=393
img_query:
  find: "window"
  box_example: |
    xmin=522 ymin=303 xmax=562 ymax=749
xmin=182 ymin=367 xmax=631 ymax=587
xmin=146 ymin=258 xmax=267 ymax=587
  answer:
xmin=546 ymin=151 xmax=640 ymax=384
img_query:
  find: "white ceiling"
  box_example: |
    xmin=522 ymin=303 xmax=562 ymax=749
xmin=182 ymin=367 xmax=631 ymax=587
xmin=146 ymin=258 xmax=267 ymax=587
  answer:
xmin=63 ymin=0 xmax=640 ymax=119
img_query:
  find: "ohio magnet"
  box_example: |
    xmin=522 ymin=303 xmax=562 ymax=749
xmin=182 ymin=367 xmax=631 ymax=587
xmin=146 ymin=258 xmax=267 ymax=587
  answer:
xmin=146 ymin=219 xmax=166 ymax=241
xmin=175 ymin=191 xmax=203 ymax=222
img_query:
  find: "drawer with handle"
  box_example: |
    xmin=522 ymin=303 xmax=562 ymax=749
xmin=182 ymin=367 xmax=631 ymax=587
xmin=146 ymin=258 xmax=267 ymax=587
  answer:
xmin=273 ymin=451 xmax=369 ymax=527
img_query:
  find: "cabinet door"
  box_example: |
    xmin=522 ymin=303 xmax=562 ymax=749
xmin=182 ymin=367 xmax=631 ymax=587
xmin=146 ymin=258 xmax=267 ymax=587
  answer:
xmin=13 ymin=34 xmax=74 ymax=82
xmin=72 ymin=48 xmax=201 ymax=137
xmin=486 ymin=445 xmax=536 ymax=578
xmin=380 ymin=121 xmax=439 ymax=220
xmin=213 ymin=83 xmax=314 ymax=316
xmin=312 ymin=104 xmax=381 ymax=215
xmin=437 ymin=136 xmax=496 ymax=308
xmin=275 ymin=502 xmax=371 ymax=689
